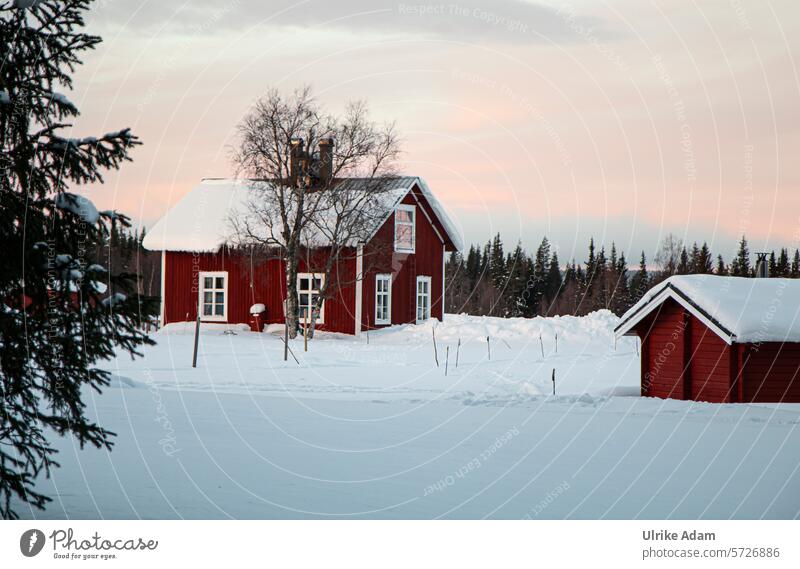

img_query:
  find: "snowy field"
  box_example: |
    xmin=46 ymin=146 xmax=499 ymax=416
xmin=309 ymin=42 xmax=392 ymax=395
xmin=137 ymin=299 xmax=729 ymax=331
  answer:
xmin=16 ymin=311 xmax=800 ymax=519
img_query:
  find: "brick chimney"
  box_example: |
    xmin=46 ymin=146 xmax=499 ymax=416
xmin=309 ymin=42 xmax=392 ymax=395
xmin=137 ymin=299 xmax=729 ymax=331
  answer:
xmin=318 ymin=137 xmax=334 ymax=186
xmin=289 ymin=138 xmax=305 ymax=187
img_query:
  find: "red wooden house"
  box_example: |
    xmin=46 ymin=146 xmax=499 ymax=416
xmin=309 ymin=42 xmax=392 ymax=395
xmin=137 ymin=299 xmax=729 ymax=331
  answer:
xmin=142 ymin=176 xmax=462 ymax=335
xmin=615 ymin=275 xmax=800 ymax=403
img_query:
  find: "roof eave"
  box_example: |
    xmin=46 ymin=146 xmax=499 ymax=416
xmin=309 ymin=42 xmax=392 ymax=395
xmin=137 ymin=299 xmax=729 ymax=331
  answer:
xmin=614 ymin=283 xmax=736 ymax=345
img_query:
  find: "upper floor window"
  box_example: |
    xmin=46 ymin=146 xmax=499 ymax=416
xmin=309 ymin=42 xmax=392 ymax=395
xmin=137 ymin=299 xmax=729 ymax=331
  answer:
xmin=394 ymin=204 xmax=415 ymax=253
xmin=199 ymin=271 xmax=227 ymax=321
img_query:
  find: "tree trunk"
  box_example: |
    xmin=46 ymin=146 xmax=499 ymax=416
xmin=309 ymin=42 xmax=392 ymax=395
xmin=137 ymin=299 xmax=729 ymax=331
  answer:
xmin=284 ymin=249 xmax=300 ymax=339
xmin=307 ymin=246 xmax=340 ymax=339
xmin=308 ymin=303 xmax=320 ymax=339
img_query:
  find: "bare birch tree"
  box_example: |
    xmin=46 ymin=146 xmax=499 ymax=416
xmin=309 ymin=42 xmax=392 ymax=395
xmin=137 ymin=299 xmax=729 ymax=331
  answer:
xmin=230 ymin=88 xmax=400 ymax=338
xmin=302 ymin=102 xmax=401 ymax=337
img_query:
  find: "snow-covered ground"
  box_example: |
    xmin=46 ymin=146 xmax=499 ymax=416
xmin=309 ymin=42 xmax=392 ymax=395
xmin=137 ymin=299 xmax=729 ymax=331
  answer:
xmin=17 ymin=311 xmax=800 ymax=519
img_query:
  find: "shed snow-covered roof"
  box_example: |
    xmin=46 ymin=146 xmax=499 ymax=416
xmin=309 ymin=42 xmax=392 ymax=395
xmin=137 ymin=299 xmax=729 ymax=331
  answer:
xmin=615 ymin=275 xmax=800 ymax=344
xmin=142 ymin=176 xmax=463 ymax=253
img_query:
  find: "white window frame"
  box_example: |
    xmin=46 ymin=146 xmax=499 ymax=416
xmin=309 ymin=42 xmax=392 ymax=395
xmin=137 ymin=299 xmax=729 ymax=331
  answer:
xmin=297 ymin=272 xmax=325 ymax=324
xmin=394 ymin=204 xmax=416 ymax=253
xmin=374 ymin=274 xmax=392 ymax=325
xmin=198 ymin=271 xmax=228 ymax=322
xmin=416 ymin=275 xmax=431 ymax=323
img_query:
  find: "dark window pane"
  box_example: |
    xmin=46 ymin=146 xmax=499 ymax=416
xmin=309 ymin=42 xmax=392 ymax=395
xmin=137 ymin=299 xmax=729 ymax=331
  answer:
xmin=203 ymin=304 xmax=212 ymax=316
xmin=215 ymin=304 xmax=224 ymax=316
xmin=215 ymin=292 xmax=224 ymax=304
xmin=215 ymin=277 xmax=224 ymax=289
xmin=204 ymin=277 xmax=213 ymax=289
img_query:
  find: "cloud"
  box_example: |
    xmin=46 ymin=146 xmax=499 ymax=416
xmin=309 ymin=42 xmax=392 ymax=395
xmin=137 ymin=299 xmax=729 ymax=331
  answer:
xmin=92 ymin=0 xmax=613 ymax=44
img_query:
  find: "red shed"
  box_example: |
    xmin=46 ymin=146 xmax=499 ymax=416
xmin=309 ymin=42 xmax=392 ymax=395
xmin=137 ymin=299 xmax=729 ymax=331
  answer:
xmin=615 ymin=275 xmax=800 ymax=403
xmin=142 ymin=176 xmax=462 ymax=335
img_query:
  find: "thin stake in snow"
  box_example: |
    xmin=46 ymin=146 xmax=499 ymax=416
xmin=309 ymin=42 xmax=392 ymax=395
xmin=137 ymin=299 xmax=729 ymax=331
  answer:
xmin=555 ymin=332 xmax=558 ymax=353
xmin=284 ymin=320 xmax=289 ymax=362
xmin=552 ymin=368 xmax=556 ymax=395
xmin=279 ymin=336 xmax=300 ymax=365
xmin=445 ymin=346 xmax=449 ymax=376
xmin=432 ymin=327 xmax=439 ymax=367
xmin=304 ymin=311 xmax=308 ymax=352
xmin=191 ymin=315 xmax=200 ymax=368
xmin=614 ymin=336 xmax=617 ymax=351
xmin=455 ymin=338 xmax=461 ymax=369
xmin=487 ymin=336 xmax=491 ymax=360
xmin=539 ymin=333 xmax=544 ymax=358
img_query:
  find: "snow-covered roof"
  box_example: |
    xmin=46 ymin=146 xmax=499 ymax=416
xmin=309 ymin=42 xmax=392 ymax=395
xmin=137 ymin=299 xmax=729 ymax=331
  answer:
xmin=615 ymin=275 xmax=800 ymax=344
xmin=142 ymin=177 xmax=462 ymax=253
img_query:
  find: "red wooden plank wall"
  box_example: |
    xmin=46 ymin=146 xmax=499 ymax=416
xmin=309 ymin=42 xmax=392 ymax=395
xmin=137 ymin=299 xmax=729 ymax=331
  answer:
xmin=360 ymin=186 xmax=444 ymax=330
xmin=639 ymin=299 xmax=686 ymax=400
xmin=743 ymin=343 xmax=800 ymax=402
xmin=687 ymin=314 xmax=731 ymax=402
xmin=164 ymin=249 xmax=357 ymax=334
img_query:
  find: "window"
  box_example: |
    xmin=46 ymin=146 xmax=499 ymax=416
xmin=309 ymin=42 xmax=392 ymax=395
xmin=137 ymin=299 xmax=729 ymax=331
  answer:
xmin=416 ymin=276 xmax=431 ymax=323
xmin=394 ymin=204 xmax=415 ymax=253
xmin=199 ymin=271 xmax=227 ymax=321
xmin=375 ymin=274 xmax=392 ymax=325
xmin=297 ymin=273 xmax=325 ymax=324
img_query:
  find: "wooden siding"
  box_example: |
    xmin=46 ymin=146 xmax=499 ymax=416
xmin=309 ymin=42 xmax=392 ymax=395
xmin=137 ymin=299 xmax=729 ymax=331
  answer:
xmin=633 ymin=298 xmax=800 ymax=403
xmin=163 ymin=248 xmax=357 ymax=334
xmin=360 ymin=185 xmax=445 ymax=330
xmin=638 ymin=299 xmax=687 ymax=400
xmin=742 ymin=343 xmax=800 ymax=403
xmin=163 ymin=249 xmax=279 ymax=326
xmin=687 ymin=313 xmax=732 ymax=402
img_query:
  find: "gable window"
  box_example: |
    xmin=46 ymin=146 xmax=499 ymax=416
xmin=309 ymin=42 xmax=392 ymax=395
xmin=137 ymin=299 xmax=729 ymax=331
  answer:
xmin=394 ymin=204 xmax=416 ymax=253
xmin=375 ymin=274 xmax=392 ymax=325
xmin=298 ymin=273 xmax=325 ymax=324
xmin=199 ymin=271 xmax=227 ymax=321
xmin=416 ymin=275 xmax=431 ymax=323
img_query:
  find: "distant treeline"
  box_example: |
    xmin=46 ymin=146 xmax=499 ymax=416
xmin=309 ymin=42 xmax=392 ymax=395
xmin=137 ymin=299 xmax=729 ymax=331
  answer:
xmin=445 ymin=234 xmax=800 ymax=318
xmin=94 ymin=224 xmax=161 ymax=300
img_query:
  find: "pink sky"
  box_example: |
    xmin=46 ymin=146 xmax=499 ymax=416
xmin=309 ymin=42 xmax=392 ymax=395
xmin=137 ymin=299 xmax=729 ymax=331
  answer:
xmin=68 ymin=0 xmax=800 ymax=263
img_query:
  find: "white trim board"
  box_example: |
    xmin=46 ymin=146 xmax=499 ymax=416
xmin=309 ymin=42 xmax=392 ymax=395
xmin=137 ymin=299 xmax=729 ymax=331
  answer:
xmin=614 ymin=285 xmax=735 ymax=345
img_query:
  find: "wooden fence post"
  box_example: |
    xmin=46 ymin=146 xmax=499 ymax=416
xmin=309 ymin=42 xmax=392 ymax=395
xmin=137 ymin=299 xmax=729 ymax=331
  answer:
xmin=432 ymin=327 xmax=439 ymax=367
xmin=192 ymin=315 xmax=200 ymax=368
